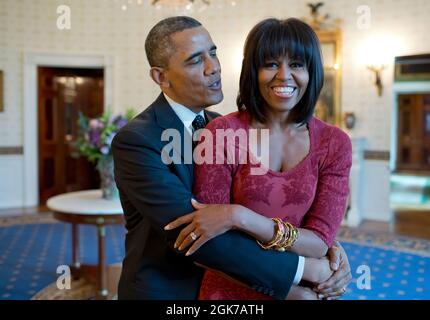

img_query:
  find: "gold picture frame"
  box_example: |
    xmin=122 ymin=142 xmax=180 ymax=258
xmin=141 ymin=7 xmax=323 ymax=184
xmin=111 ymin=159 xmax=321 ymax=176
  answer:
xmin=0 ymin=71 xmax=3 ymax=112
xmin=314 ymin=29 xmax=342 ymax=127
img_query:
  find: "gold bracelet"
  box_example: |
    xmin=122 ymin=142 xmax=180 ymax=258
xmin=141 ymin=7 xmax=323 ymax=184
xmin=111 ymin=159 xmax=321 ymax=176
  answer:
xmin=256 ymin=218 xmax=299 ymax=251
xmin=282 ymin=221 xmax=299 ymax=249
xmin=257 ymin=218 xmax=284 ymax=250
xmin=275 ymin=221 xmax=299 ymax=251
xmin=273 ymin=220 xmax=286 ymax=249
xmin=289 ymin=225 xmax=299 ymax=247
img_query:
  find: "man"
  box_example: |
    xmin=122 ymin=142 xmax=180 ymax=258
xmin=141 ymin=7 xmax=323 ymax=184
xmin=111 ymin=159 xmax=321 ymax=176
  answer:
xmin=112 ymin=16 xmax=351 ymax=300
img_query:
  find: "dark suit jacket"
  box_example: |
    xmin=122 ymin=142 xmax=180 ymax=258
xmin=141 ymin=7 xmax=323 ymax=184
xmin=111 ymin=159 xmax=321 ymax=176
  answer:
xmin=112 ymin=93 xmax=299 ymax=300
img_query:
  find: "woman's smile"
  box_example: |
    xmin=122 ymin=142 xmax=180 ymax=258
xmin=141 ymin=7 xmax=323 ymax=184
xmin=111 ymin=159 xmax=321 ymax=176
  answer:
xmin=272 ymin=85 xmax=297 ymax=98
xmin=258 ymin=56 xmax=309 ymax=115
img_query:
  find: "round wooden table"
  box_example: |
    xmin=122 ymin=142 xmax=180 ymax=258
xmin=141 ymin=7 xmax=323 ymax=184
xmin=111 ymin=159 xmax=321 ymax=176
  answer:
xmin=47 ymin=190 xmax=124 ymax=300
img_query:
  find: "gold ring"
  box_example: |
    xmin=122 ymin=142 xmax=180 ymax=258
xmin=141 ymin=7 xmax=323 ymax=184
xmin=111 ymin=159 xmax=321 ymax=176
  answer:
xmin=190 ymin=232 xmax=198 ymax=241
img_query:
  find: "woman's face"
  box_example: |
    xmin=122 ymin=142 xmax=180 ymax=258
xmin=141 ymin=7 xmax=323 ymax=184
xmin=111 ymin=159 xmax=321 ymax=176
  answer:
xmin=258 ymin=55 xmax=309 ymax=115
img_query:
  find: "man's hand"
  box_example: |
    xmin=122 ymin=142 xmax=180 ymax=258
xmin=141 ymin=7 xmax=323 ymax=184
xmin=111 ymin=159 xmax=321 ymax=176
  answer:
xmin=313 ymin=240 xmax=352 ymax=300
xmin=164 ymin=199 xmax=238 ymax=256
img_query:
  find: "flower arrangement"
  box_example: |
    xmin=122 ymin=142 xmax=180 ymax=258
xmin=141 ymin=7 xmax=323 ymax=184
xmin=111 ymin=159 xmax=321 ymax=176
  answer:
xmin=76 ymin=109 xmax=135 ymax=163
xmin=75 ymin=109 xmax=135 ymax=200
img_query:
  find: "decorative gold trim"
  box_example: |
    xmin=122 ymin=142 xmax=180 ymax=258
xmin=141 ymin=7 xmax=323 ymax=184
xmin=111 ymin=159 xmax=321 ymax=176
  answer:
xmin=338 ymin=226 xmax=430 ymax=257
xmin=0 ymin=213 xmax=57 ymax=227
xmin=363 ymin=150 xmax=390 ymax=161
xmin=0 ymin=146 xmax=23 ymax=155
xmin=303 ymin=3 xmax=343 ymax=127
xmin=314 ymin=28 xmax=343 ymax=127
xmin=394 ymin=54 xmax=430 ymax=81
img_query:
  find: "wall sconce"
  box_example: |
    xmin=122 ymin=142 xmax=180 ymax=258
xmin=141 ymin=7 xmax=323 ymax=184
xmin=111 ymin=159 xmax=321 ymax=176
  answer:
xmin=367 ymin=65 xmax=386 ymax=96
xmin=358 ymin=34 xmax=401 ymax=97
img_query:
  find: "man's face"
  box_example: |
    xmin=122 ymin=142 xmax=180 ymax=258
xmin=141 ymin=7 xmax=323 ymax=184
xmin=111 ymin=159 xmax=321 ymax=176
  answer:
xmin=162 ymin=26 xmax=223 ymax=110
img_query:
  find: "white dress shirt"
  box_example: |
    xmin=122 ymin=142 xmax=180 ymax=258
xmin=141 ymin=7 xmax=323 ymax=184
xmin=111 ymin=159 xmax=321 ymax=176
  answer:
xmin=164 ymin=92 xmax=305 ymax=286
xmin=164 ymin=93 xmax=205 ymax=136
xmin=294 ymin=256 xmax=305 ymax=285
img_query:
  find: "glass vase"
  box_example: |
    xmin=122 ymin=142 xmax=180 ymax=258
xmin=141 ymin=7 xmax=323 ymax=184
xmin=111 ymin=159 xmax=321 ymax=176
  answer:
xmin=97 ymin=156 xmax=119 ymax=201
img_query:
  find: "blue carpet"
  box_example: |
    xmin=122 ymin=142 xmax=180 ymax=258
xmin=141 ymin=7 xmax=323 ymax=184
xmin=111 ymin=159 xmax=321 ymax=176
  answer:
xmin=0 ymin=222 xmax=429 ymax=300
xmin=340 ymin=241 xmax=429 ymax=300
xmin=0 ymin=223 xmax=124 ymax=299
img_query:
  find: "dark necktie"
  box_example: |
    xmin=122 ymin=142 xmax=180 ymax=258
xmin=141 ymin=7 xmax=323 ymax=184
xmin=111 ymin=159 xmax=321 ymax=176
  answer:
xmin=192 ymin=114 xmax=206 ymax=131
xmin=192 ymin=114 xmax=206 ymax=150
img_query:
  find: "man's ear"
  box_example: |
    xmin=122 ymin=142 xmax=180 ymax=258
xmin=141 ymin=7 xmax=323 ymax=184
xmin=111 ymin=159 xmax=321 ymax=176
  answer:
xmin=150 ymin=67 xmax=170 ymax=88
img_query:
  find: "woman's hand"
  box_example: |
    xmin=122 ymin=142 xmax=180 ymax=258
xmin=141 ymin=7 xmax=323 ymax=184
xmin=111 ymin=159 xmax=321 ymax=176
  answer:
xmin=164 ymin=199 xmax=240 ymax=256
xmin=313 ymin=240 xmax=352 ymax=300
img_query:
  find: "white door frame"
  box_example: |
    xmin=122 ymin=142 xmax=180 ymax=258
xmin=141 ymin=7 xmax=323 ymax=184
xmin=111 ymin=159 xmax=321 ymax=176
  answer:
xmin=23 ymin=52 xmax=114 ymax=207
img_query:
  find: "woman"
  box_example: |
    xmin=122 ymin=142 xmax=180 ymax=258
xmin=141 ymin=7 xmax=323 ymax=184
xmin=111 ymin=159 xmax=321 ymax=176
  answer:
xmin=166 ymin=17 xmax=352 ymax=300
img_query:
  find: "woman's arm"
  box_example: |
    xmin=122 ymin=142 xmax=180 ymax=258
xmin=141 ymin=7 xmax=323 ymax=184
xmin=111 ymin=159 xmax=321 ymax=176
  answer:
xmin=233 ymin=206 xmax=328 ymax=258
xmin=301 ymin=129 xmax=352 ymax=248
xmin=170 ymin=199 xmax=328 ymax=258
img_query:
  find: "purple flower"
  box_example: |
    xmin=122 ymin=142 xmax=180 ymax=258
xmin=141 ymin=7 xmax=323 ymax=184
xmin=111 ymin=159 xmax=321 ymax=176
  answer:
xmin=89 ymin=130 xmax=101 ymax=146
xmin=89 ymin=119 xmax=103 ymax=130
xmin=78 ymin=112 xmax=130 ymax=159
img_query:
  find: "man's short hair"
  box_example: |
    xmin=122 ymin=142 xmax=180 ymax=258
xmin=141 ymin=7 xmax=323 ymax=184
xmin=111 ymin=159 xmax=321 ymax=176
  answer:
xmin=145 ymin=16 xmax=202 ymax=68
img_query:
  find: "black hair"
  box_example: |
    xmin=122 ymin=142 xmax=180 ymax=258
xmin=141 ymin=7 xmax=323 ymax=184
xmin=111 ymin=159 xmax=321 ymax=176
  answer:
xmin=236 ymin=17 xmax=324 ymax=125
xmin=145 ymin=16 xmax=202 ymax=67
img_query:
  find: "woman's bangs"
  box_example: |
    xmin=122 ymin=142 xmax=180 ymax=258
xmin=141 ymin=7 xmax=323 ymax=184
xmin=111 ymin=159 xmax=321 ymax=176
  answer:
xmin=255 ymin=25 xmax=314 ymax=67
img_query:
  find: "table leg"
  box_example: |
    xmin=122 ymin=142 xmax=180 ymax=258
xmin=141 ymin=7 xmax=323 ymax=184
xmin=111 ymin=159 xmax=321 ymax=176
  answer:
xmin=97 ymin=224 xmax=108 ymax=299
xmin=71 ymin=223 xmax=80 ymax=269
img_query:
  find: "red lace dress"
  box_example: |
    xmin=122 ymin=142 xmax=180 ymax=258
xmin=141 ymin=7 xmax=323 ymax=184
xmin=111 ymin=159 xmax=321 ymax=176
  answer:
xmin=193 ymin=111 xmax=352 ymax=300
